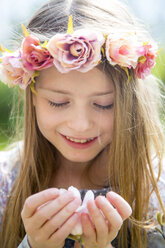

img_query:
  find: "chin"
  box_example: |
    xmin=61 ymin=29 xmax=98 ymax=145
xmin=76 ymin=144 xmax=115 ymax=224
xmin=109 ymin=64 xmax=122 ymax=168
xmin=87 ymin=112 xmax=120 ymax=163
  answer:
xmin=62 ymin=153 xmax=95 ymax=163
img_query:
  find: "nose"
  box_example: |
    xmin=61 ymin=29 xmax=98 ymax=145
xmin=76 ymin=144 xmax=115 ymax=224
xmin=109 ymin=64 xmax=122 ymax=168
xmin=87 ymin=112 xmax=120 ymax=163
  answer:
xmin=67 ymin=106 xmax=93 ymax=132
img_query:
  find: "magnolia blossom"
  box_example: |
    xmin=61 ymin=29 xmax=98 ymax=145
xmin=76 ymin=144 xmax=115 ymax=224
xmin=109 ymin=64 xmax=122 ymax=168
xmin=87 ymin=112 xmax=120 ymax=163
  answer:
xmin=135 ymin=42 xmax=157 ymax=79
xmin=47 ymin=29 xmax=105 ymax=73
xmin=0 ymin=51 xmax=33 ymax=89
xmin=59 ymin=186 xmax=94 ymax=236
xmin=106 ymin=33 xmax=140 ymax=69
xmin=21 ymin=35 xmax=54 ymax=71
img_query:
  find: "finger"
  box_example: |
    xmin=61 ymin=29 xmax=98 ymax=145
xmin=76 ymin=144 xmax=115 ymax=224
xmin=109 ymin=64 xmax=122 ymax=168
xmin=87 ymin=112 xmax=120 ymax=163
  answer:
xmin=86 ymin=200 xmax=108 ymax=244
xmin=49 ymin=213 xmax=80 ymax=243
xmin=21 ymin=188 xmax=60 ymax=219
xmin=30 ymin=191 xmax=77 ymax=229
xmin=95 ymin=196 xmax=123 ymax=231
xmin=41 ymin=197 xmax=81 ymax=237
xmin=106 ymin=192 xmax=132 ymax=220
xmin=81 ymin=213 xmax=96 ymax=242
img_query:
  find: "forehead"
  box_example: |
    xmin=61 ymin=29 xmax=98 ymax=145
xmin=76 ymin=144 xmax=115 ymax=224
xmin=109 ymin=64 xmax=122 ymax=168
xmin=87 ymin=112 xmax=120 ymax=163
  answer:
xmin=36 ymin=66 xmax=114 ymax=95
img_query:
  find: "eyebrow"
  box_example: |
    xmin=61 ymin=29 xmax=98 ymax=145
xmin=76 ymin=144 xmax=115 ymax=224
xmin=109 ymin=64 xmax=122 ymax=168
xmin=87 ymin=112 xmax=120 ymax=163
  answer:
xmin=38 ymin=88 xmax=114 ymax=96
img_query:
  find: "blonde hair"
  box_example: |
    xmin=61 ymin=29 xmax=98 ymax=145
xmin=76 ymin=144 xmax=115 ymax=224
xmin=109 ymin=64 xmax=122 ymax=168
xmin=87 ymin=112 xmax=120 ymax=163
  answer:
xmin=0 ymin=0 xmax=165 ymax=247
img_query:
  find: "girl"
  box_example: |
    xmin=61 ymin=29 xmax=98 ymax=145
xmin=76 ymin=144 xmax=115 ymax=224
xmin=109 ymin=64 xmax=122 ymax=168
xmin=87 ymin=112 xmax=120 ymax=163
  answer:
xmin=0 ymin=0 xmax=165 ymax=247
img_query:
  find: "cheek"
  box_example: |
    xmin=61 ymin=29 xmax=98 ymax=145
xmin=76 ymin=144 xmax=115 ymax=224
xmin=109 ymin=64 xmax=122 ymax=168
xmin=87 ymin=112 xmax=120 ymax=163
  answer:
xmin=98 ymin=111 xmax=114 ymax=133
xmin=37 ymin=113 xmax=53 ymax=132
xmin=34 ymin=103 xmax=59 ymax=133
xmin=106 ymin=114 xmax=114 ymax=131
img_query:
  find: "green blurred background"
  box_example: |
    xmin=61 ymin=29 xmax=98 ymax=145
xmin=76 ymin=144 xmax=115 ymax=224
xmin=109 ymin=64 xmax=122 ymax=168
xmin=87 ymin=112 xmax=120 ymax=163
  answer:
xmin=0 ymin=0 xmax=165 ymax=150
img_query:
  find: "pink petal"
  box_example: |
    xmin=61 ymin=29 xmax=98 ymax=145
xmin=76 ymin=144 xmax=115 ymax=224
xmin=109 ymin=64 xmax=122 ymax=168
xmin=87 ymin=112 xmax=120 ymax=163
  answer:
xmin=119 ymin=45 xmax=129 ymax=55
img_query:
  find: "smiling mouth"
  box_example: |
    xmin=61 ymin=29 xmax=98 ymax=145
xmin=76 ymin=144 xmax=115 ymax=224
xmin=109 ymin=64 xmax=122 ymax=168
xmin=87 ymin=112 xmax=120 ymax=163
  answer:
xmin=62 ymin=135 xmax=96 ymax=144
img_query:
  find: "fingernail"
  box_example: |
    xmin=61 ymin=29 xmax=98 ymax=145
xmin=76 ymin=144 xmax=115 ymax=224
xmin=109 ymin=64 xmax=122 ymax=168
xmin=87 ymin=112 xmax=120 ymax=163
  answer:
xmin=107 ymin=191 xmax=118 ymax=198
xmin=98 ymin=195 xmax=108 ymax=203
xmin=49 ymin=188 xmax=59 ymax=195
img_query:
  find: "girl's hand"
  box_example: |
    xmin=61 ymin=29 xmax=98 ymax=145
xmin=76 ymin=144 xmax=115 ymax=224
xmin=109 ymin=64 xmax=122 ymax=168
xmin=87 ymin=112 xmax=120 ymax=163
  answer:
xmin=21 ymin=188 xmax=81 ymax=248
xmin=80 ymin=191 xmax=132 ymax=248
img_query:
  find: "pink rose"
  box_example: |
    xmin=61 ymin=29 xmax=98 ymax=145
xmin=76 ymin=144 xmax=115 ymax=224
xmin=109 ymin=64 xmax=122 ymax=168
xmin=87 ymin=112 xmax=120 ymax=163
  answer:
xmin=0 ymin=51 xmax=33 ymax=89
xmin=135 ymin=42 xmax=157 ymax=79
xmin=106 ymin=34 xmax=140 ymax=69
xmin=47 ymin=29 xmax=105 ymax=73
xmin=21 ymin=35 xmax=54 ymax=71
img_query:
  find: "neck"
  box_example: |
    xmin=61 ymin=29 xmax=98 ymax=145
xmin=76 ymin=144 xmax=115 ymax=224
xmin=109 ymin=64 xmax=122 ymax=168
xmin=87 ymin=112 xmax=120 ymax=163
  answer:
xmin=57 ymin=151 xmax=90 ymax=172
xmin=49 ymin=147 xmax=109 ymax=190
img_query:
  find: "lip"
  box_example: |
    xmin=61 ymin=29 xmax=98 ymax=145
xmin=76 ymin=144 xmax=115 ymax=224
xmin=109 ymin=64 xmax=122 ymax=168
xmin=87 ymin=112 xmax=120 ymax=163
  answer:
xmin=61 ymin=134 xmax=96 ymax=140
xmin=60 ymin=133 xmax=98 ymax=149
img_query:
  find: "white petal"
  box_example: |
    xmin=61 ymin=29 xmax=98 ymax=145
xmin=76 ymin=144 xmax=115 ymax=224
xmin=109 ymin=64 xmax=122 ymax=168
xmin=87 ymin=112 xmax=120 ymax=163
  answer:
xmin=75 ymin=204 xmax=87 ymax=213
xmin=71 ymin=217 xmax=83 ymax=235
xmin=59 ymin=188 xmax=67 ymax=195
xmin=82 ymin=190 xmax=94 ymax=206
xmin=68 ymin=186 xmax=81 ymax=198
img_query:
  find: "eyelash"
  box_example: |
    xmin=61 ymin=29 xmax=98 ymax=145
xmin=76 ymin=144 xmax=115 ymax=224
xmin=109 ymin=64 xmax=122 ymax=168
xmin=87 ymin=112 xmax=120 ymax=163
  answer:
xmin=49 ymin=101 xmax=69 ymax=108
xmin=93 ymin=103 xmax=114 ymax=110
xmin=48 ymin=101 xmax=113 ymax=110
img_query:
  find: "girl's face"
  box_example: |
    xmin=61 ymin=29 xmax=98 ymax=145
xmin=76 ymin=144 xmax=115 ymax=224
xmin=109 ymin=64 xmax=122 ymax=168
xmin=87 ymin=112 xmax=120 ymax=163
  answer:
xmin=33 ymin=66 xmax=114 ymax=163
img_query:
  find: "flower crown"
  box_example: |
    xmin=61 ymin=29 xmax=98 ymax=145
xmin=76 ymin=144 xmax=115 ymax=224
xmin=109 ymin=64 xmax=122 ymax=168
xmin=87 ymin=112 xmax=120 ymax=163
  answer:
xmin=0 ymin=15 xmax=158 ymax=90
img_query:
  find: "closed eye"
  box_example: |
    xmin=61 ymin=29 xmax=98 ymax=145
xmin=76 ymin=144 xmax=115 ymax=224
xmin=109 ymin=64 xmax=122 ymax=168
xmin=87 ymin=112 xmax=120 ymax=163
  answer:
xmin=48 ymin=101 xmax=69 ymax=108
xmin=48 ymin=100 xmax=114 ymax=110
xmin=94 ymin=103 xmax=114 ymax=110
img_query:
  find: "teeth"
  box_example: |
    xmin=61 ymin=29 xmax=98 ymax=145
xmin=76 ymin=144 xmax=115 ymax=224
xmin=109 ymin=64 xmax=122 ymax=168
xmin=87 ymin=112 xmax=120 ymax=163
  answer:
xmin=66 ymin=136 xmax=95 ymax=143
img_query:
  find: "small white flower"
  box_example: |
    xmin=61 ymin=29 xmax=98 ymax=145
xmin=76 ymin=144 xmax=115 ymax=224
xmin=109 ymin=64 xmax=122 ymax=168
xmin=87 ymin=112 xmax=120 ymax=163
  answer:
xmin=69 ymin=187 xmax=94 ymax=235
xmin=60 ymin=186 xmax=95 ymax=236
